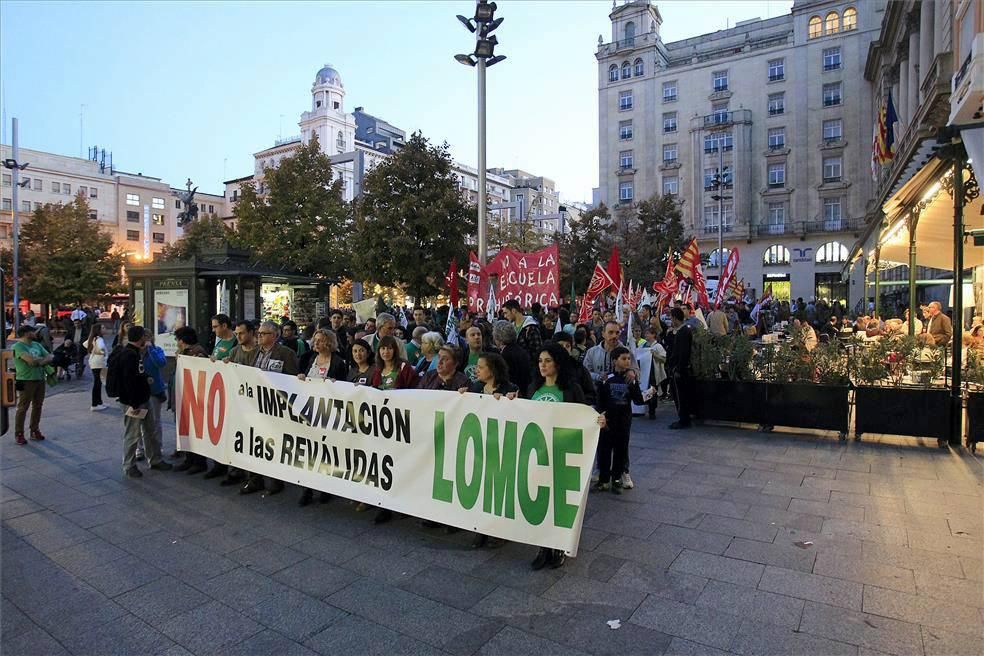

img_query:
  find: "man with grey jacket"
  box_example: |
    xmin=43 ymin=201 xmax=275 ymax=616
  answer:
xmin=583 ymin=321 xmax=626 ymax=383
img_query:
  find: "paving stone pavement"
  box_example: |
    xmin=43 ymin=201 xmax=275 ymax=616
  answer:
xmin=2 ymin=377 xmax=982 ymax=655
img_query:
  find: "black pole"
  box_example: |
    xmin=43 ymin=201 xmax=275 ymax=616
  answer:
xmin=1 ymin=265 xmax=7 ymax=436
xmin=950 ymin=156 xmax=964 ymax=446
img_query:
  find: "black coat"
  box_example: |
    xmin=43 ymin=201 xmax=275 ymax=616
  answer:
xmin=500 ymin=343 xmax=531 ymax=398
xmin=666 ymin=325 xmax=693 ymax=376
xmin=117 ymin=344 xmax=150 ymax=408
xmin=299 ymin=351 xmax=348 ymax=380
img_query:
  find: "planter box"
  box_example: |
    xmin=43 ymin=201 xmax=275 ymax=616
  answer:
xmin=855 ymin=386 xmax=952 ymax=440
xmin=968 ymin=393 xmax=984 ymax=444
xmin=695 ymin=380 xmax=768 ymax=425
xmin=765 ymin=383 xmax=849 ymax=433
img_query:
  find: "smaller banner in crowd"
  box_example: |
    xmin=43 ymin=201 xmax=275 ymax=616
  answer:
xmin=713 ymin=249 xmax=741 ymax=308
xmin=468 ymin=244 xmax=561 ymax=313
xmin=176 ymin=357 xmax=601 ymax=554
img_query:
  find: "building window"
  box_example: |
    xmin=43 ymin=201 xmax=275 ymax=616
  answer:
xmin=768 ymin=58 xmax=785 ymax=81
xmin=619 ymin=90 xmax=633 ymax=111
xmin=152 ymin=213 xmax=165 ymax=225
xmin=767 ymin=203 xmax=786 ymax=234
xmin=823 ymin=197 xmax=842 ymax=225
xmin=52 ymin=181 xmax=61 ymax=193
xmin=702 ymin=204 xmax=734 ymax=232
xmin=126 ymin=210 xmax=140 ymax=222
xmin=823 ymin=47 xmax=841 ymax=71
xmin=608 ymin=65 xmax=618 ymax=82
xmin=33 ymin=202 xmax=41 ymax=211
xmin=809 ymin=15 xmax=822 ymax=39
xmin=663 ymin=112 xmax=677 ymax=133
xmin=822 ymin=119 xmax=842 ymax=141
xmin=662 ymin=176 xmax=679 ymax=195
xmin=208 ymin=204 xmax=215 ymax=213
xmin=88 ymin=210 xmax=97 ymax=220
xmin=63 ymin=184 xmax=71 ymax=195
xmin=624 ymin=21 xmax=635 ymax=45
xmin=712 ymin=70 xmax=729 ymax=92
xmin=663 ymin=143 xmax=678 ymax=163
xmin=336 ymin=130 xmax=345 ymax=152
xmin=662 ymin=81 xmax=677 ymax=102
xmin=126 ymin=230 xmax=140 ymax=241
xmin=633 ymin=58 xmax=644 ymax=76
xmin=152 ymin=197 xmax=165 ymax=209
xmin=823 ymin=82 xmax=842 ymax=106
xmin=708 ymin=248 xmax=732 ymax=267
xmin=825 ymin=11 xmax=840 ymax=35
xmin=619 ymin=150 xmax=634 ymax=169
xmin=768 ymin=92 xmax=785 ymax=115
xmin=175 ymin=199 xmax=182 ymax=209
xmin=126 ymin=193 xmax=139 ymax=206
xmin=704 ymin=168 xmax=716 ymax=190
xmin=619 ymin=120 xmax=633 ymax=140
xmin=153 ymin=232 xmax=165 ymax=244
xmin=816 ymin=241 xmax=849 ymax=263
xmin=1 ymin=173 xmax=9 ymax=187
xmin=32 ymin=178 xmax=42 ymax=191
xmin=842 ymin=7 xmax=857 ymax=31
xmin=79 ymin=185 xmax=88 ymax=197
xmin=621 ymin=61 xmax=631 ymax=79
xmin=711 ymin=102 xmax=729 ymax=124
xmin=619 ymin=182 xmax=633 ymax=201
xmin=823 ymin=156 xmax=842 ymax=182
xmin=704 ymin=132 xmax=733 ymax=153
xmin=22 ymin=201 xmax=31 ymax=212
xmin=763 ymin=244 xmax=791 ymax=265
xmin=768 ymin=163 xmax=786 ymax=187
xmin=768 ymin=127 xmax=786 ymax=149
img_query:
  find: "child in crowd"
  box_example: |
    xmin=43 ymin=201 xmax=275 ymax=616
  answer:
xmin=52 ymin=338 xmax=78 ymax=380
xmin=593 ymin=346 xmax=644 ymax=494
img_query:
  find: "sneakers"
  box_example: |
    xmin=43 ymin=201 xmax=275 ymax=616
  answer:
xmin=621 ymin=473 xmax=635 ymax=489
xmin=125 ymin=466 xmax=143 ymax=479
xmin=15 ymin=433 xmax=27 ymax=445
xmin=149 ymin=461 xmax=173 ymax=471
xmin=591 ymin=481 xmax=611 ymax=493
xmin=531 ymin=548 xmax=551 ymax=570
xmin=90 ymin=405 xmax=107 ymax=412
xmin=30 ymin=430 xmax=45 ymax=441
xmin=135 ymin=450 xmax=145 ymax=462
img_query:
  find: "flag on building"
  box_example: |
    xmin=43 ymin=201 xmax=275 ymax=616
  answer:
xmin=871 ymin=91 xmax=898 ymax=179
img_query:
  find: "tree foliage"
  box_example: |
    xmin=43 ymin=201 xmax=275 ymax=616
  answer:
xmin=160 ymin=214 xmax=235 ymax=261
xmin=488 ymin=211 xmax=546 ymax=253
xmin=19 ymin=196 xmax=124 ymax=304
xmin=619 ymin=193 xmax=686 ymax=284
xmin=234 ymin=135 xmax=350 ymax=278
xmin=351 ymin=131 xmax=476 ymax=300
xmin=562 ymin=203 xmax=610 ymax=293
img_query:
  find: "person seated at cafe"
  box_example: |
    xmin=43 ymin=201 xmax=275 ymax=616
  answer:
xmin=820 ymin=316 xmax=840 ymax=340
xmin=904 ymin=308 xmax=923 ymax=333
xmin=865 ymin=314 xmax=885 ymax=338
xmin=919 ymin=301 xmax=952 ymax=347
xmin=792 ymin=319 xmax=818 ymax=352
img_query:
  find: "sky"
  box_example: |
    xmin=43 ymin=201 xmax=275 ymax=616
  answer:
xmin=0 ymin=0 xmax=792 ymax=203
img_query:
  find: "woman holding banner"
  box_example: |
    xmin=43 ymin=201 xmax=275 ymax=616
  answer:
xmin=347 ymin=339 xmax=375 ymax=385
xmin=298 ymin=329 xmax=347 ymax=383
xmin=527 ymin=342 xmax=605 ymax=570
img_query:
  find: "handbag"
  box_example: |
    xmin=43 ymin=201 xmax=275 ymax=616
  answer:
xmin=44 ymin=365 xmax=58 ymax=387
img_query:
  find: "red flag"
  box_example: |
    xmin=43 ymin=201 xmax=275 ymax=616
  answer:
xmin=653 ymin=251 xmax=679 ymax=309
xmin=713 ymin=249 xmax=741 ymax=309
xmin=446 ymin=258 xmax=460 ymax=308
xmin=692 ymin=263 xmax=710 ymax=310
xmin=606 ymin=245 xmax=622 ymax=292
xmin=578 ymin=262 xmax=615 ymax=324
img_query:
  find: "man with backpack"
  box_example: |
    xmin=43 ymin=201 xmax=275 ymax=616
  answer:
xmin=114 ymin=325 xmax=172 ymax=478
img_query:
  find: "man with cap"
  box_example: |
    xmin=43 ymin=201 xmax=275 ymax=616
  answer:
xmin=12 ymin=325 xmax=53 ymax=445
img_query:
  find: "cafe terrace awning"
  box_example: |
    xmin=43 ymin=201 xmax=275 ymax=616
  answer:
xmin=848 ymin=151 xmax=983 ymax=271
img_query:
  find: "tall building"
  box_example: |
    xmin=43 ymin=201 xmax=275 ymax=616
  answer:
xmin=596 ymin=0 xmax=884 ymax=304
xmin=0 ymin=145 xmax=222 ymax=260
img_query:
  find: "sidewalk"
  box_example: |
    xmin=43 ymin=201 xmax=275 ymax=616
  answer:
xmin=2 ymin=375 xmax=982 ymax=655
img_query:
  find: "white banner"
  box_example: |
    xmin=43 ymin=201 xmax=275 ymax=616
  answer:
xmin=175 ymin=357 xmax=601 ymax=555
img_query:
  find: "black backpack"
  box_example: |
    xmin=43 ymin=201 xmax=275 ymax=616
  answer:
xmin=104 ymin=345 xmax=125 ymax=398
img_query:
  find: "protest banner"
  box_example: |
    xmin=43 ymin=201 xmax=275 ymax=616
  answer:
xmin=486 ymin=243 xmax=561 ymax=309
xmin=466 ymin=252 xmax=487 ymax=313
xmin=176 ymin=357 xmax=601 ymax=554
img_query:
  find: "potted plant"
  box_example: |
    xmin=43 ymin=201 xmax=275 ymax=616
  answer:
xmin=692 ymin=332 xmax=767 ymax=425
xmin=965 ymin=349 xmax=984 ymax=452
xmin=852 ymin=336 xmax=952 ymax=443
xmin=761 ymin=340 xmax=850 ymax=436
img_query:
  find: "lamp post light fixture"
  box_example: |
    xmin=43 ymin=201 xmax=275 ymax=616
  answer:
xmin=455 ymin=0 xmax=505 ymax=266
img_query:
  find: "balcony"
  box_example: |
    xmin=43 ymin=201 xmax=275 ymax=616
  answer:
xmin=822 ymin=97 xmax=841 ymax=107
xmin=768 ymin=107 xmax=785 ymax=116
xmin=803 ymin=217 xmax=859 ymax=234
xmin=768 ymin=74 xmax=785 ymax=82
xmin=663 ymin=94 xmax=678 ymax=103
xmin=823 ymin=63 xmax=841 ymax=72
xmin=696 ymin=109 xmax=751 ymax=129
xmin=757 ymin=223 xmax=787 ymax=236
xmin=702 ymin=224 xmax=735 ymax=235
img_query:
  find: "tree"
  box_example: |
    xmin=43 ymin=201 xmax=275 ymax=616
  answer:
xmin=562 ymin=203 xmax=609 ymax=294
xmin=160 ymin=214 xmax=235 ymax=261
xmin=234 ymin=134 xmax=350 ymax=279
xmin=19 ymin=197 xmax=124 ymax=305
xmin=488 ymin=211 xmax=545 ymax=253
xmin=621 ymin=193 xmax=686 ymax=285
xmin=351 ymin=131 xmax=476 ymax=300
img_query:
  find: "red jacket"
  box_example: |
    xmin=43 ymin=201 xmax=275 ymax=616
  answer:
xmin=369 ymin=362 xmax=418 ymax=390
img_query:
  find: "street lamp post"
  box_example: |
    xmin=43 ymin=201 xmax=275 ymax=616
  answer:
xmin=3 ymin=118 xmax=30 ymax=330
xmin=709 ymin=137 xmax=731 ymax=278
xmin=456 ymin=0 xmax=505 ymax=266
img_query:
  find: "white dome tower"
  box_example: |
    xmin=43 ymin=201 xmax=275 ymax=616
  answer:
xmin=311 ymin=64 xmax=345 ymax=113
xmin=299 ymin=63 xmax=358 ymax=200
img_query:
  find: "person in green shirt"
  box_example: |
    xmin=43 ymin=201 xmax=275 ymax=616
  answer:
xmin=461 ymin=325 xmax=489 ymax=384
xmin=12 ymin=325 xmax=53 ymax=445
xmin=210 ymin=314 xmax=238 ymax=361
